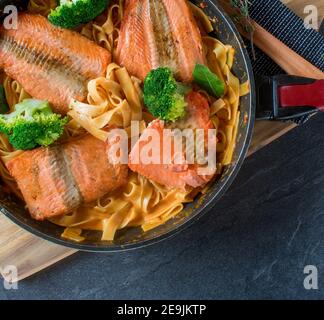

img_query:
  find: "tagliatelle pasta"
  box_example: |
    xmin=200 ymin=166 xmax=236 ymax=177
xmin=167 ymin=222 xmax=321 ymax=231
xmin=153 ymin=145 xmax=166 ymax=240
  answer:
xmin=80 ymin=0 xmax=124 ymax=58
xmin=0 ymin=0 xmax=250 ymax=241
xmin=0 ymin=134 xmax=23 ymax=198
xmin=202 ymin=36 xmax=242 ymax=167
xmin=3 ymin=76 xmax=30 ymax=111
xmin=68 ymin=63 xmax=144 ymax=142
xmin=28 ymin=0 xmax=57 ymax=16
xmin=50 ymin=172 xmax=193 ymax=241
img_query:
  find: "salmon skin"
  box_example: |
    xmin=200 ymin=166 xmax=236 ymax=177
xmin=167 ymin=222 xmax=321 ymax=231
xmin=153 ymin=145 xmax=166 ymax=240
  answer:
xmin=129 ymin=92 xmax=217 ymax=190
xmin=116 ymin=0 xmax=206 ymax=82
xmin=6 ymin=135 xmax=128 ymax=220
xmin=0 ymin=13 xmax=111 ymax=114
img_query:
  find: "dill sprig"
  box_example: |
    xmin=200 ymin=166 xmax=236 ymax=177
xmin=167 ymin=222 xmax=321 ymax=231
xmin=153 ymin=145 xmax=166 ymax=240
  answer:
xmin=230 ymin=0 xmax=256 ymax=59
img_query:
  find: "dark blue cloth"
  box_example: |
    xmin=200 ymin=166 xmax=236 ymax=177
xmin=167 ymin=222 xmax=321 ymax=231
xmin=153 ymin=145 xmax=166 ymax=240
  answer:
xmin=246 ymin=0 xmax=324 ymax=75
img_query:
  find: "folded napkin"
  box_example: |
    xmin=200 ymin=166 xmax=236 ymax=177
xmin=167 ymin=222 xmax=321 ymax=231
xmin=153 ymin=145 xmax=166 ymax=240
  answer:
xmin=246 ymin=0 xmax=324 ymax=75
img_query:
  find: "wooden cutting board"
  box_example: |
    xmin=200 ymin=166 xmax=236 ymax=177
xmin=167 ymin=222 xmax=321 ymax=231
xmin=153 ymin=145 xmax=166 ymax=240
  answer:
xmin=0 ymin=0 xmax=322 ymax=282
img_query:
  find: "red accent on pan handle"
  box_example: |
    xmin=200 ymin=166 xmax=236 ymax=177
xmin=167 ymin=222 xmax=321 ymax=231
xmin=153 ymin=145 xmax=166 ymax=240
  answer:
xmin=278 ymin=80 xmax=324 ymax=112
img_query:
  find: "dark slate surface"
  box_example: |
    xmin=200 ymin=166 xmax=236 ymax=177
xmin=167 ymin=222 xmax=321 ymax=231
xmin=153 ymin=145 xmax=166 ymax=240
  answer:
xmin=1 ymin=114 xmax=324 ymax=300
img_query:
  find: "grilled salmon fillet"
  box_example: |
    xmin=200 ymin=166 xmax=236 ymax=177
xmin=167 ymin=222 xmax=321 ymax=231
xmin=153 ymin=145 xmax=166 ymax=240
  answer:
xmin=129 ymin=92 xmax=217 ymax=190
xmin=116 ymin=0 xmax=206 ymax=82
xmin=6 ymin=135 xmax=128 ymax=220
xmin=0 ymin=13 xmax=111 ymax=114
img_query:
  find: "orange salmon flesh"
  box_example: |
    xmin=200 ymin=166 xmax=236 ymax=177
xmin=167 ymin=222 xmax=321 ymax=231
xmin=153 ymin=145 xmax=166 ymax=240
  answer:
xmin=6 ymin=135 xmax=128 ymax=220
xmin=116 ymin=0 xmax=206 ymax=82
xmin=0 ymin=13 xmax=111 ymax=114
xmin=129 ymin=92 xmax=217 ymax=190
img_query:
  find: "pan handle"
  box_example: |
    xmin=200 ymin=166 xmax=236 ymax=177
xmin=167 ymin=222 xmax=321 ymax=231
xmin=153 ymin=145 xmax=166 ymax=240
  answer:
xmin=255 ymin=75 xmax=324 ymax=124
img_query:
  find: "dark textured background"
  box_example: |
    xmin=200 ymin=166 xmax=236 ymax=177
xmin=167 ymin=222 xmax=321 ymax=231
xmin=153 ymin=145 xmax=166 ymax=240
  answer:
xmin=0 ymin=114 xmax=324 ymax=300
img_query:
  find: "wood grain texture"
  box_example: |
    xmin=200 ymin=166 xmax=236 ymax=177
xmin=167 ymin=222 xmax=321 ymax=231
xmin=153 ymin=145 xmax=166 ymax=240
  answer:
xmin=251 ymin=22 xmax=324 ymax=79
xmin=0 ymin=0 xmax=322 ymax=282
xmin=283 ymin=0 xmax=324 ymax=29
xmin=0 ymin=215 xmax=77 ymax=281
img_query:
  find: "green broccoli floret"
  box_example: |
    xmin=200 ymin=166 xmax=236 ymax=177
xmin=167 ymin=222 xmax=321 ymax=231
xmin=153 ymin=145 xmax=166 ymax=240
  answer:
xmin=0 ymin=99 xmax=68 ymax=150
xmin=143 ymin=68 xmax=189 ymax=122
xmin=48 ymin=0 xmax=110 ymax=29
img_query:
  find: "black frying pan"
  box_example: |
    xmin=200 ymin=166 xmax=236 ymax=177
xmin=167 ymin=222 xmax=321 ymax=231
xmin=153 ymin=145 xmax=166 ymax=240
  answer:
xmin=0 ymin=0 xmax=256 ymax=251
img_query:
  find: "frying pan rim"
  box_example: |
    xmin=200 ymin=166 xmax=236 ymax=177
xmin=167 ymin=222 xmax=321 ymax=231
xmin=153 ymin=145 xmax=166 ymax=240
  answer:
xmin=0 ymin=0 xmax=256 ymax=252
